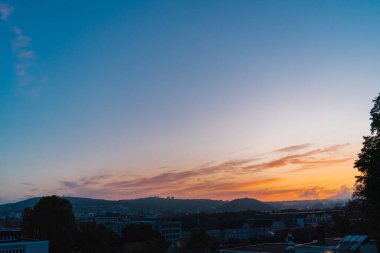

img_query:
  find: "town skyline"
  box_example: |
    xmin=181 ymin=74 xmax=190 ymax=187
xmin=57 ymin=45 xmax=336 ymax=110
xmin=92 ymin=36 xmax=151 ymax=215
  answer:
xmin=1 ymin=0 xmax=380 ymax=203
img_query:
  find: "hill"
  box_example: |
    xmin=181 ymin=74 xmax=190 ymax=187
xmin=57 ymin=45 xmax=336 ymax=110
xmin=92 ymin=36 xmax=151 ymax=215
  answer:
xmin=1 ymin=196 xmax=347 ymax=217
xmin=0 ymin=196 xmax=276 ymax=216
xmin=268 ymin=198 xmax=349 ymax=210
xmin=217 ymin=198 xmax=275 ymax=212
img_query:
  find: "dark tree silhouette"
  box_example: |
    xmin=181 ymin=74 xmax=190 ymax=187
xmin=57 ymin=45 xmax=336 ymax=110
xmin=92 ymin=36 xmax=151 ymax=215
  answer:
xmin=22 ymin=195 xmax=77 ymax=253
xmin=354 ymin=93 xmax=380 ymax=246
xmin=122 ymin=223 xmax=167 ymax=253
xmin=186 ymin=228 xmax=217 ymax=251
xmin=79 ymin=222 xmax=121 ymax=253
xmin=22 ymin=207 xmax=35 ymax=238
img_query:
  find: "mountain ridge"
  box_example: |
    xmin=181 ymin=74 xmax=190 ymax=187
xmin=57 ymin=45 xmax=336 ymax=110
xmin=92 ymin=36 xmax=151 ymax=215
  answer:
xmin=0 ymin=196 xmax=348 ymax=217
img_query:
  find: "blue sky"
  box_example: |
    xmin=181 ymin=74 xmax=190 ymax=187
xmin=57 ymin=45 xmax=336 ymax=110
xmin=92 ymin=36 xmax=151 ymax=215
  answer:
xmin=0 ymin=0 xmax=379 ymax=203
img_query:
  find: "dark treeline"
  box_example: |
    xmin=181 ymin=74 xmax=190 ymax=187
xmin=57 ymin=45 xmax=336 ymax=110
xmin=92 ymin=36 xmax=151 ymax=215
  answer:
xmin=22 ymin=195 xmax=123 ymax=253
xmin=20 ymin=195 xmax=215 ymax=253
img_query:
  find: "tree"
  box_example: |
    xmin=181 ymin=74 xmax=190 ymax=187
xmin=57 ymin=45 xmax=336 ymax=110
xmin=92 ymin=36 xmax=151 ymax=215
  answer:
xmin=22 ymin=207 xmax=35 ymax=238
xmin=122 ymin=223 xmax=167 ymax=253
xmin=79 ymin=222 xmax=121 ymax=253
xmin=22 ymin=195 xmax=77 ymax=253
xmin=186 ymin=228 xmax=217 ymax=252
xmin=354 ymin=93 xmax=380 ymax=246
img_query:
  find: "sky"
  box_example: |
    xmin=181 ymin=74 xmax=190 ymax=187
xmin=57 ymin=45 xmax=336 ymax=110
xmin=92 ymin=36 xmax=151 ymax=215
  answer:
xmin=0 ymin=0 xmax=379 ymax=204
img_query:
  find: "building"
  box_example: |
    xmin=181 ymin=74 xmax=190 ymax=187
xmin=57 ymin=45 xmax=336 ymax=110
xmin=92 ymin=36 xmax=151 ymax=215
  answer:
xmin=220 ymin=235 xmax=377 ymax=253
xmin=0 ymin=229 xmax=22 ymax=242
xmin=94 ymin=212 xmax=124 ymax=224
xmin=220 ymin=243 xmax=289 ymax=253
xmin=153 ymin=221 xmax=182 ymax=242
xmin=271 ymin=221 xmax=287 ymax=233
xmin=93 ymin=212 xmax=128 ymax=235
xmin=129 ymin=220 xmax=183 ymax=242
xmin=296 ymin=213 xmax=332 ymax=228
xmin=0 ymin=229 xmax=49 ymax=253
xmin=247 ymin=218 xmax=276 ymax=239
xmin=335 ymin=235 xmax=377 ymax=253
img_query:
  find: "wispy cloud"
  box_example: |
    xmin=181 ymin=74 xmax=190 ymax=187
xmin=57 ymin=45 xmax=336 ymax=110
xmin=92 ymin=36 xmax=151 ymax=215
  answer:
xmin=0 ymin=2 xmax=12 ymax=21
xmin=273 ymin=143 xmax=312 ymax=153
xmin=0 ymin=2 xmax=43 ymax=97
xmin=12 ymin=26 xmax=41 ymax=96
xmin=22 ymin=182 xmax=35 ymax=186
xmin=55 ymin=143 xmax=354 ymax=201
xmin=241 ymin=143 xmax=351 ymax=174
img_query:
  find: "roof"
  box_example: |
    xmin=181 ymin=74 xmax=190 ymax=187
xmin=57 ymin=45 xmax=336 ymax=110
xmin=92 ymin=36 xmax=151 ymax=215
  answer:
xmin=335 ymin=235 xmax=369 ymax=252
xmin=222 ymin=243 xmax=288 ymax=253
xmin=304 ymin=238 xmax=342 ymax=247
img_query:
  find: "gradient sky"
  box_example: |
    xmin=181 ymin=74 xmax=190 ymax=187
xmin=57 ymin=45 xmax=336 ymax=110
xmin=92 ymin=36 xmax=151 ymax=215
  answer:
xmin=0 ymin=0 xmax=379 ymax=204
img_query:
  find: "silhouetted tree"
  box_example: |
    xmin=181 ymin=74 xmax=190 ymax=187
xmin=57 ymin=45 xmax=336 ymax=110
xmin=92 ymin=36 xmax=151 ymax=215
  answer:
xmin=354 ymin=93 xmax=380 ymax=247
xmin=22 ymin=195 xmax=77 ymax=253
xmin=122 ymin=223 xmax=167 ymax=253
xmin=22 ymin=207 xmax=35 ymax=238
xmin=79 ymin=222 xmax=121 ymax=253
xmin=186 ymin=228 xmax=217 ymax=252
xmin=332 ymin=212 xmax=350 ymax=236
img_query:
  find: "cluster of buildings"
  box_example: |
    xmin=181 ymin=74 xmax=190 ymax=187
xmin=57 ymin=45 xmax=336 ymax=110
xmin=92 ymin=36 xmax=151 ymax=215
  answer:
xmin=0 ymin=229 xmax=48 ymax=253
xmin=1 ymin=209 xmax=378 ymax=253
xmin=221 ymin=234 xmax=378 ymax=253
xmin=84 ymin=210 xmax=335 ymax=243
xmin=80 ymin=212 xmax=183 ymax=242
xmin=178 ymin=211 xmax=334 ymax=243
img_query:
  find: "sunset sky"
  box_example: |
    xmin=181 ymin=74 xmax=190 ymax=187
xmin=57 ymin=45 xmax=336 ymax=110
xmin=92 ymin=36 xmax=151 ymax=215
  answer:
xmin=0 ymin=0 xmax=379 ymax=204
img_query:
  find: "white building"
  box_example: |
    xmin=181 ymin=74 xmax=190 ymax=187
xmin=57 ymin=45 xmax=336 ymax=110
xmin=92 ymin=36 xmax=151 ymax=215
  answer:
xmin=0 ymin=229 xmax=48 ymax=253
xmin=296 ymin=213 xmax=332 ymax=227
xmin=0 ymin=241 xmax=49 ymax=253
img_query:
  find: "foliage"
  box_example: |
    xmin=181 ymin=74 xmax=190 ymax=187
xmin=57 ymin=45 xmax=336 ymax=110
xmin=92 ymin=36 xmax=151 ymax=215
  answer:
xmin=79 ymin=222 xmax=121 ymax=253
xmin=122 ymin=223 xmax=167 ymax=253
xmin=330 ymin=200 xmax=371 ymax=238
xmin=22 ymin=207 xmax=35 ymax=238
xmin=22 ymin=195 xmax=77 ymax=253
xmin=354 ymin=93 xmax=380 ymax=244
xmin=186 ymin=228 xmax=210 ymax=250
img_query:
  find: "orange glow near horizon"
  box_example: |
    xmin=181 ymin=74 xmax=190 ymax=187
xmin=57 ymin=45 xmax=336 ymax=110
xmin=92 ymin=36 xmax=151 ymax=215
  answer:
xmin=46 ymin=143 xmax=359 ymax=202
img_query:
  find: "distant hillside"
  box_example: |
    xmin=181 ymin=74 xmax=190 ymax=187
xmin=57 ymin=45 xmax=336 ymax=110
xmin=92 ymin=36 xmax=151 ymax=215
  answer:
xmin=0 ymin=197 xmax=117 ymax=216
xmin=268 ymin=198 xmax=349 ymax=210
xmin=0 ymin=197 xmax=224 ymax=216
xmin=118 ymin=197 xmax=223 ymax=214
xmin=0 ymin=197 xmax=277 ymax=216
xmin=0 ymin=196 xmax=346 ymax=217
xmin=0 ymin=197 xmax=41 ymax=214
xmin=217 ymin=198 xmax=276 ymax=212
